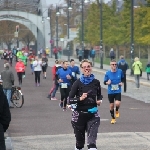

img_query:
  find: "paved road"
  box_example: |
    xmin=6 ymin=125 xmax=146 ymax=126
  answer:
xmin=0 ymin=58 xmax=149 ymax=150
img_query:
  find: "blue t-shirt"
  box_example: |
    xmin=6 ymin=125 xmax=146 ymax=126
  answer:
xmin=68 ymin=66 xmax=80 ymax=80
xmin=56 ymin=68 xmax=72 ymax=85
xmin=104 ymin=69 xmax=124 ymax=94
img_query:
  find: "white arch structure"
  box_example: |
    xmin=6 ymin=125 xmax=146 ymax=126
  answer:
xmin=0 ymin=9 xmax=50 ymax=51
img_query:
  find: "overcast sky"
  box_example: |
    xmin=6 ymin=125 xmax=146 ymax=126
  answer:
xmin=46 ymin=0 xmax=110 ymax=5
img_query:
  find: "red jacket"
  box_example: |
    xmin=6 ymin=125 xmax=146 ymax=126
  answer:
xmin=15 ymin=62 xmax=25 ymax=72
xmin=52 ymin=65 xmax=56 ymax=80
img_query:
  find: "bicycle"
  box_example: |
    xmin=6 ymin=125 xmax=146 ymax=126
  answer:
xmin=11 ymin=86 xmax=24 ymax=108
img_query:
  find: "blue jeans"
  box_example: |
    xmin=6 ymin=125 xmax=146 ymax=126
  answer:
xmin=51 ymin=84 xmax=59 ymax=98
xmin=3 ymin=89 xmax=11 ymax=106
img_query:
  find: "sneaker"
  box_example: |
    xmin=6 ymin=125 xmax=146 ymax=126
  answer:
xmin=59 ymin=102 xmax=63 ymax=108
xmin=116 ymin=111 xmax=120 ymax=118
xmin=37 ymin=83 xmax=40 ymax=87
xmin=51 ymin=97 xmax=58 ymax=100
xmin=63 ymin=108 xmax=67 ymax=111
xmin=111 ymin=118 xmax=116 ymax=124
xmin=75 ymin=146 xmax=83 ymax=150
xmin=22 ymin=75 xmax=25 ymax=78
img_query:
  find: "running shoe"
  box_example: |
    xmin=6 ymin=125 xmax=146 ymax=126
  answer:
xmin=51 ymin=97 xmax=58 ymax=100
xmin=63 ymin=108 xmax=67 ymax=111
xmin=115 ymin=111 xmax=120 ymax=118
xmin=111 ymin=118 xmax=116 ymax=124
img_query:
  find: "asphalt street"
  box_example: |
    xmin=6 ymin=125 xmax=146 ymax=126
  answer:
xmin=0 ymin=58 xmax=149 ymax=150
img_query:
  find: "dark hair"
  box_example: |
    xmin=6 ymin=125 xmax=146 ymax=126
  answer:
xmin=70 ymin=59 xmax=74 ymax=62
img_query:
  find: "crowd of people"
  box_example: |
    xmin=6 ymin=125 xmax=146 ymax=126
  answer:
xmin=0 ymin=45 xmax=150 ymax=150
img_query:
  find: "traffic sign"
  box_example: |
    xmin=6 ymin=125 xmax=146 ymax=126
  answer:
xmin=14 ymin=32 xmax=18 ymax=37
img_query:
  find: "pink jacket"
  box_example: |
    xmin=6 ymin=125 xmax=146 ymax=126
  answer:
xmin=15 ymin=62 xmax=25 ymax=72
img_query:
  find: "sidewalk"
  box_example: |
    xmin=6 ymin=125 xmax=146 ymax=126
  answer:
xmin=48 ymin=55 xmax=150 ymax=103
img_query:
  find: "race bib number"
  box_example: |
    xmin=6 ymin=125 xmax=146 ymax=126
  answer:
xmin=111 ymin=84 xmax=119 ymax=91
xmin=72 ymin=72 xmax=75 ymax=77
xmin=61 ymin=83 xmax=67 ymax=88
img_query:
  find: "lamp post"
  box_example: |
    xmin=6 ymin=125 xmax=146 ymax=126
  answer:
xmin=99 ymin=0 xmax=103 ymax=69
xmin=56 ymin=6 xmax=60 ymax=60
xmin=130 ymin=0 xmax=134 ymax=75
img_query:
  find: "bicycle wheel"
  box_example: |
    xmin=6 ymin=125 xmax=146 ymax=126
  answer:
xmin=11 ymin=89 xmax=24 ymax=108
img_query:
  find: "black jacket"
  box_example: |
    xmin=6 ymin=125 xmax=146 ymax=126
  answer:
xmin=69 ymin=79 xmax=103 ymax=112
xmin=0 ymin=85 xmax=11 ymax=132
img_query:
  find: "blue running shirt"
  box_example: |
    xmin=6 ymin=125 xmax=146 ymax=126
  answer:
xmin=104 ymin=69 xmax=124 ymax=94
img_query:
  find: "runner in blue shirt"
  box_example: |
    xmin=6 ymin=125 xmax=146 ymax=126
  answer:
xmin=104 ymin=59 xmax=124 ymax=124
xmin=68 ymin=59 xmax=80 ymax=85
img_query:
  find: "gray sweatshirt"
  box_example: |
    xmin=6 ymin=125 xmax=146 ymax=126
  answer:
xmin=1 ymin=68 xmax=14 ymax=89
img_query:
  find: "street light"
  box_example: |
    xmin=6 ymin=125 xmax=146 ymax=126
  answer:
xmin=130 ymin=0 xmax=134 ymax=75
xmin=99 ymin=0 xmax=103 ymax=69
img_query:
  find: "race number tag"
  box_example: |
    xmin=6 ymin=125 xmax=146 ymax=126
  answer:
xmin=111 ymin=84 xmax=119 ymax=91
xmin=72 ymin=72 xmax=75 ymax=77
xmin=61 ymin=83 xmax=67 ymax=88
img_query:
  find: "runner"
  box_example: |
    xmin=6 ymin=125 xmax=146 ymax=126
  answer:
xmin=68 ymin=59 xmax=103 ymax=150
xmin=42 ymin=54 xmax=48 ymax=79
xmin=33 ymin=56 xmax=42 ymax=87
xmin=104 ymin=59 xmax=124 ymax=124
xmin=56 ymin=60 xmax=72 ymax=111
xmin=68 ymin=59 xmax=80 ymax=85
xmin=47 ymin=60 xmax=61 ymax=100
xmin=28 ymin=53 xmax=35 ymax=74
xmin=19 ymin=52 xmax=27 ymax=78
xmin=15 ymin=58 xmax=26 ymax=86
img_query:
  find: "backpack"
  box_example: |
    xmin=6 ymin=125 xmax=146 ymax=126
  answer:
xmin=118 ymin=61 xmax=127 ymax=73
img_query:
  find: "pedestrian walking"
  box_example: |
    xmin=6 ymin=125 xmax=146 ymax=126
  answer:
xmin=146 ymin=61 xmax=150 ymax=80
xmin=0 ymin=84 xmax=11 ymax=150
xmin=68 ymin=59 xmax=103 ymax=150
xmin=104 ymin=59 xmax=124 ymax=124
xmin=9 ymin=51 xmax=13 ymax=67
xmin=53 ymin=46 xmax=58 ymax=59
xmin=109 ymin=48 xmax=115 ymax=60
xmin=56 ymin=61 xmax=72 ymax=111
xmin=132 ymin=57 xmax=142 ymax=89
xmin=15 ymin=58 xmax=25 ymax=86
xmin=90 ymin=47 xmax=96 ymax=66
xmin=33 ymin=56 xmax=42 ymax=87
xmin=78 ymin=47 xmax=83 ymax=62
xmin=68 ymin=59 xmax=80 ymax=85
xmin=42 ymin=55 xmax=48 ymax=79
xmin=47 ymin=60 xmax=62 ymax=100
xmin=117 ymin=55 xmax=129 ymax=92
xmin=1 ymin=63 xmax=14 ymax=107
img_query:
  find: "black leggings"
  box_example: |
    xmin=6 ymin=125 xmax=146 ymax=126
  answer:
xmin=17 ymin=72 xmax=23 ymax=83
xmin=71 ymin=112 xmax=100 ymax=149
xmin=60 ymin=86 xmax=70 ymax=108
xmin=34 ymin=71 xmax=41 ymax=83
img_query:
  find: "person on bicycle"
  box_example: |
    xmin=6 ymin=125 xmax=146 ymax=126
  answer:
xmin=1 ymin=63 xmax=14 ymax=107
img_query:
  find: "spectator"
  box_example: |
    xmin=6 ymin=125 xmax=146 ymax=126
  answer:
xmin=0 ymin=84 xmax=11 ymax=149
xmin=90 ymin=47 xmax=96 ymax=66
xmin=1 ymin=63 xmax=14 ymax=107
xmin=117 ymin=55 xmax=129 ymax=92
xmin=53 ymin=46 xmax=58 ymax=59
xmin=146 ymin=61 xmax=150 ymax=80
xmin=132 ymin=57 xmax=142 ymax=89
